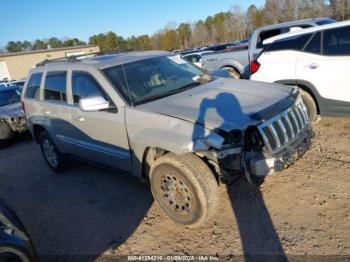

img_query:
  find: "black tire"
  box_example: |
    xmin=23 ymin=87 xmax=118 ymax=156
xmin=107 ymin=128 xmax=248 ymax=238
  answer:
xmin=221 ymin=66 xmax=240 ymax=79
xmin=150 ymin=153 xmax=219 ymax=227
xmin=0 ymin=246 xmax=31 ymax=262
xmin=299 ymin=89 xmax=320 ymax=124
xmin=0 ymin=122 xmax=13 ymax=149
xmin=39 ymin=130 xmax=71 ymax=173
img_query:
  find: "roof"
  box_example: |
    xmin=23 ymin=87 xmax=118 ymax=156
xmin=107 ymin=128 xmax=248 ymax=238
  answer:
xmin=255 ymin=18 xmax=335 ymax=33
xmin=263 ymin=20 xmax=350 ymax=45
xmin=0 ymin=45 xmax=99 ymax=58
xmin=42 ymin=50 xmax=172 ymax=69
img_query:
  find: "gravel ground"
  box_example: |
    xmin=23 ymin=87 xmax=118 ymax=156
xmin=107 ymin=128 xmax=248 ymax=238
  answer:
xmin=0 ymin=117 xmax=349 ymax=261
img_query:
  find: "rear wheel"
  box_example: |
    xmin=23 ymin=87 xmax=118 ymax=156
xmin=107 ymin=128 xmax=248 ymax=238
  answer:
xmin=39 ymin=131 xmax=71 ymax=172
xmin=150 ymin=153 xmax=219 ymax=227
xmin=0 ymin=122 xmax=13 ymax=148
xmin=299 ymin=89 xmax=320 ymax=123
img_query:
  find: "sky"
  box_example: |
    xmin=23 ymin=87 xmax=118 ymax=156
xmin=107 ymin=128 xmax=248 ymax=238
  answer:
xmin=0 ymin=0 xmax=264 ymax=47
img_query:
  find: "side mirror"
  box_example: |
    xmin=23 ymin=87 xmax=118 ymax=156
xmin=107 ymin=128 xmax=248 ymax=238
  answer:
xmin=79 ymin=96 xmax=110 ymax=112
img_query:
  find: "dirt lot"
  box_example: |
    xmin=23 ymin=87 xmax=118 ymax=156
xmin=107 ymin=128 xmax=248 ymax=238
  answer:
xmin=0 ymin=117 xmax=349 ymax=261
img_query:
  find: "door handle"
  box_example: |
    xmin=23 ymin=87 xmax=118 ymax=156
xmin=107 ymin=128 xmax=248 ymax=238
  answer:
xmin=305 ymin=63 xmax=319 ymax=69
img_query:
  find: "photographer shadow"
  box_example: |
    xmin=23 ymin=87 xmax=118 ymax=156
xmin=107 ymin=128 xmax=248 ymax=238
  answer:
xmin=192 ymin=92 xmax=286 ymax=261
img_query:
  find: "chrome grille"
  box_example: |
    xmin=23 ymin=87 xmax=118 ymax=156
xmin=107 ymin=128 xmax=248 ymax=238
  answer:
xmin=258 ymin=97 xmax=309 ymax=153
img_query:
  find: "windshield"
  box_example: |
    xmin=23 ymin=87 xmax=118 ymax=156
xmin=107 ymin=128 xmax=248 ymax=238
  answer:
xmin=0 ymin=89 xmax=21 ymax=107
xmin=103 ymin=55 xmax=213 ymax=105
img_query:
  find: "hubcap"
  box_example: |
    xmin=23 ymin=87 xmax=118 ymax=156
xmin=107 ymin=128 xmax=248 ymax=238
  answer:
xmin=43 ymin=139 xmax=58 ymax=167
xmin=160 ymin=174 xmax=193 ymax=216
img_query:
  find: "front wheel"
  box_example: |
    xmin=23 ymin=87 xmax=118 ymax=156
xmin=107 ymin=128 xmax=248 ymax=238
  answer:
xmin=39 ymin=131 xmax=71 ymax=173
xmin=150 ymin=153 xmax=219 ymax=228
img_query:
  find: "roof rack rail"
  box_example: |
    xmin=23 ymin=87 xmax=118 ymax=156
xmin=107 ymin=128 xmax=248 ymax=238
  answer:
xmin=35 ymin=52 xmax=101 ymax=67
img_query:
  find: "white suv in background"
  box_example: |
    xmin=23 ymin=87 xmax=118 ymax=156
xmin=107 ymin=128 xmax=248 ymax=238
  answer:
xmin=250 ymin=20 xmax=350 ymax=123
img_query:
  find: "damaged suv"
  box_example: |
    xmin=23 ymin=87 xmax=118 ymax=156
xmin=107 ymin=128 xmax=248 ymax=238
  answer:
xmin=22 ymin=51 xmax=313 ymax=227
xmin=0 ymin=86 xmax=27 ymax=148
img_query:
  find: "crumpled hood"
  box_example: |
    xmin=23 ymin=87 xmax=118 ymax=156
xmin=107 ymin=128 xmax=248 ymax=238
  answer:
xmin=137 ymin=78 xmax=296 ymax=132
xmin=0 ymin=102 xmax=25 ymax=119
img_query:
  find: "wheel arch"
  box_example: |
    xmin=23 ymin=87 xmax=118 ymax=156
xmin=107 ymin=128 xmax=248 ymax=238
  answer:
xmin=219 ymin=64 xmax=241 ymax=76
xmin=32 ymin=124 xmax=46 ymax=143
xmin=274 ymin=79 xmax=321 ymax=114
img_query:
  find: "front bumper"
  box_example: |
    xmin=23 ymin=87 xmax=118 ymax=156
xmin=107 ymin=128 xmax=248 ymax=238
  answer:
xmin=250 ymin=126 xmax=313 ymax=177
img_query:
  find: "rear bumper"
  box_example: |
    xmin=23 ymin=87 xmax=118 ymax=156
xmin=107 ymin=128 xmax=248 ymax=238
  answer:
xmin=250 ymin=127 xmax=313 ymax=177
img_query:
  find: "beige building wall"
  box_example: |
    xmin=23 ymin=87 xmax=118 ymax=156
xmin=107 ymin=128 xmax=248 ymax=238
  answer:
xmin=0 ymin=45 xmax=100 ymax=80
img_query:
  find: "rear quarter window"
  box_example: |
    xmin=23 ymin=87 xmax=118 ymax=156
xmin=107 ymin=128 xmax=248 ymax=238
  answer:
xmin=25 ymin=73 xmax=42 ymax=99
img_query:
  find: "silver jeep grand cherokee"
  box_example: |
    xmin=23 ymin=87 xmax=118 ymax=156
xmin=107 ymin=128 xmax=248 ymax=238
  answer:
xmin=22 ymin=51 xmax=313 ymax=227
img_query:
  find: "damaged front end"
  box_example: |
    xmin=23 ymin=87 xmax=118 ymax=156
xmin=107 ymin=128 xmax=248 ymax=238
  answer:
xmin=195 ymin=94 xmax=314 ymax=184
xmin=0 ymin=116 xmax=27 ymax=134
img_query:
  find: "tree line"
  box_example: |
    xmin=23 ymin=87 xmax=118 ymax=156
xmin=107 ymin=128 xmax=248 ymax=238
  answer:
xmin=4 ymin=0 xmax=350 ymax=53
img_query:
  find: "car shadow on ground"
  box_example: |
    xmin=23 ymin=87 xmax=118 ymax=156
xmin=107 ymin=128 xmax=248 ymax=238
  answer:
xmin=0 ymin=141 xmax=154 ymax=261
xmin=193 ymin=92 xmax=287 ymax=261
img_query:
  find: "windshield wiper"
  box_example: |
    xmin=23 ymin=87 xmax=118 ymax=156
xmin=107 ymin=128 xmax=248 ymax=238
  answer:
xmin=135 ymin=82 xmax=201 ymax=105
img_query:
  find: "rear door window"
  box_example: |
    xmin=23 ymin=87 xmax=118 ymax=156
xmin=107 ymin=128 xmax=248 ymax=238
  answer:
xmin=44 ymin=71 xmax=67 ymax=102
xmin=323 ymin=26 xmax=350 ymax=55
xmin=268 ymin=33 xmax=313 ymax=52
xmin=25 ymin=73 xmax=42 ymax=99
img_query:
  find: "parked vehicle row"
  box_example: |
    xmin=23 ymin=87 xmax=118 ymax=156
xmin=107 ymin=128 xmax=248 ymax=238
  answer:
xmin=251 ymin=20 xmax=350 ymax=122
xmin=201 ymin=18 xmax=336 ymax=79
xmin=21 ymin=51 xmax=313 ymax=227
xmin=0 ymin=86 xmax=27 ymax=148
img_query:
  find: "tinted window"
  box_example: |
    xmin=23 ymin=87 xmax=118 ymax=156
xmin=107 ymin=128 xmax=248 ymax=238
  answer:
xmin=316 ymin=19 xmax=336 ymax=26
xmin=44 ymin=72 xmax=67 ymax=102
xmin=304 ymin=32 xmax=321 ymax=54
xmin=72 ymin=72 xmax=106 ymax=105
xmin=25 ymin=73 xmax=42 ymax=99
xmin=268 ymin=33 xmax=313 ymax=52
xmin=323 ymin=26 xmax=350 ymax=55
xmin=0 ymin=89 xmax=21 ymax=106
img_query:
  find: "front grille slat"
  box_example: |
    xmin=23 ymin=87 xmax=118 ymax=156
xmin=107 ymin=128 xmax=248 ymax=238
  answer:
xmin=263 ymin=126 xmax=277 ymax=150
xmin=282 ymin=116 xmax=293 ymax=140
xmin=258 ymin=98 xmax=309 ymax=153
xmin=268 ymin=124 xmax=281 ymax=148
xmin=273 ymin=121 xmax=285 ymax=145
xmin=288 ymin=112 xmax=299 ymax=135
xmin=297 ymin=105 xmax=307 ymax=126
xmin=293 ymin=108 xmax=303 ymax=130
xmin=277 ymin=119 xmax=289 ymax=144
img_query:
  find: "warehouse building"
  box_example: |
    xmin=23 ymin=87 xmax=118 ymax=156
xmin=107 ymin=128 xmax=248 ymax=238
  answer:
xmin=0 ymin=45 xmax=100 ymax=81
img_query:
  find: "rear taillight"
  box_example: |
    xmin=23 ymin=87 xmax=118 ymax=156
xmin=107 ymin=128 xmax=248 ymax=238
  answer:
xmin=250 ymin=60 xmax=260 ymax=75
xmin=21 ymin=101 xmax=26 ymax=114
